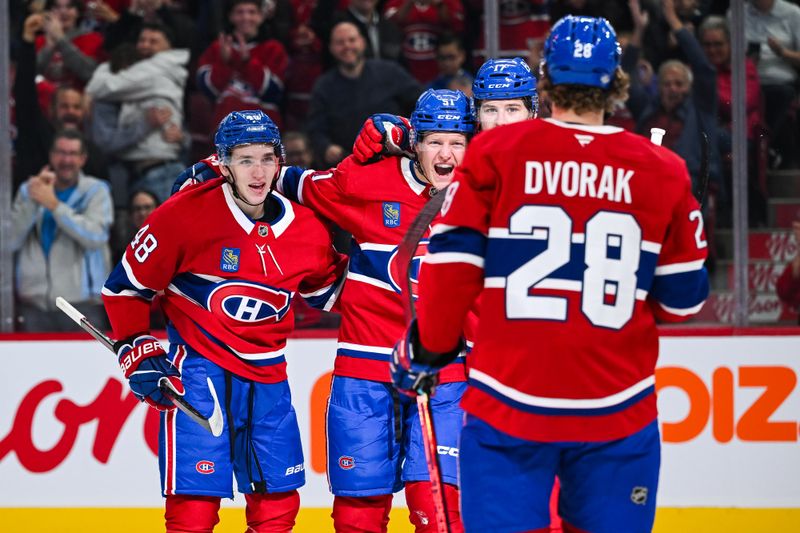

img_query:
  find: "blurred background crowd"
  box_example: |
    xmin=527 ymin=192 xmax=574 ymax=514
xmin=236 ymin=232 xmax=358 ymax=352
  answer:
xmin=5 ymin=0 xmax=800 ymax=331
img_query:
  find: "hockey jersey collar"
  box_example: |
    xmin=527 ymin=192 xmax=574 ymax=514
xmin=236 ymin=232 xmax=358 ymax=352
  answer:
xmin=543 ymin=118 xmax=624 ymax=135
xmin=400 ymin=156 xmax=429 ymax=196
xmin=222 ymin=182 xmax=295 ymax=237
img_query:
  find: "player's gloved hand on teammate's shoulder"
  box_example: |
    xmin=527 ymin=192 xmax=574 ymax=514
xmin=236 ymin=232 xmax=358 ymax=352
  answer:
xmin=353 ymin=114 xmax=412 ymax=164
xmin=115 ymin=334 xmax=184 ymax=411
xmin=391 ymin=319 xmax=464 ymax=397
xmin=170 ymin=158 xmax=222 ymax=196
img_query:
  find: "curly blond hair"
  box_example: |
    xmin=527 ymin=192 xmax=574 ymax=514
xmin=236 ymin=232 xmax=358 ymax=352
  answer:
xmin=537 ymin=65 xmax=630 ymax=115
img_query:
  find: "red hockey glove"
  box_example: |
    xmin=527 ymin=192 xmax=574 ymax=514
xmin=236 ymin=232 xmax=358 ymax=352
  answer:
xmin=115 ymin=334 xmax=184 ymax=411
xmin=353 ymin=114 xmax=412 ymax=164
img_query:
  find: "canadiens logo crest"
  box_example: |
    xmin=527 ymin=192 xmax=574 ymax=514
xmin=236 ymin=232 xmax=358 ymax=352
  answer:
xmin=387 ymin=240 xmax=428 ymax=299
xmin=220 ymin=248 xmax=240 ymax=273
xmin=383 ymin=202 xmax=401 ymax=228
xmin=196 ymin=460 xmax=215 ymax=474
xmin=338 ymin=456 xmax=355 ymax=470
xmin=207 ymin=281 xmax=291 ymax=325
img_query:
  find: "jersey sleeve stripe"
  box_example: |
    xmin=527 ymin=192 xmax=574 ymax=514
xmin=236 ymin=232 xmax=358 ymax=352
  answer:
xmin=346 ymin=271 xmax=395 ymax=292
xmin=120 ymin=255 xmax=150 ymax=291
xmin=424 ymin=252 xmax=485 ymax=268
xmin=428 ymin=226 xmax=487 ymax=257
xmin=654 ymin=259 xmax=706 ymax=275
xmin=469 ymin=368 xmax=656 ymax=411
xmin=657 ymin=300 xmax=706 ymax=316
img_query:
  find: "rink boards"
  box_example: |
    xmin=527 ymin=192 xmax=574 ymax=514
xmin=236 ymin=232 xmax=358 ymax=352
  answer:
xmin=1 ymin=330 xmax=799 ymax=532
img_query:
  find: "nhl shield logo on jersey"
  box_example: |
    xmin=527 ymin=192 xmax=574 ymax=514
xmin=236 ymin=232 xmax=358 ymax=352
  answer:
xmin=383 ymin=202 xmax=401 ymax=227
xmin=220 ymin=248 xmax=240 ymax=273
xmin=257 ymin=224 xmax=269 ymax=237
xmin=630 ymin=486 xmax=648 ymax=505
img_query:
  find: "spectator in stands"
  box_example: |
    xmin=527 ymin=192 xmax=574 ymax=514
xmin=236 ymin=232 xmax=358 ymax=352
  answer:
xmin=284 ymin=0 xmax=325 ymax=130
xmin=112 ymin=188 xmax=159 ymax=264
xmin=699 ymin=15 xmax=767 ymax=227
xmin=776 ymin=220 xmax=800 ymax=323
xmin=428 ymin=33 xmax=472 ymax=90
xmin=740 ymin=0 xmax=800 ymax=169
xmin=468 ymin=0 xmax=551 ymax=64
xmin=626 ymin=0 xmax=723 ymax=267
xmin=86 ymin=23 xmax=189 ymax=202
xmin=447 ymin=72 xmax=474 ymax=97
xmin=14 ymin=12 xmax=108 ymax=192
xmin=384 ymin=0 xmax=464 ymax=84
xmin=196 ymin=0 xmax=289 ymax=128
xmin=101 ymin=0 xmax=196 ymax=52
xmin=35 ymin=0 xmax=105 ymax=89
xmin=283 ymin=131 xmax=317 ymax=169
xmin=11 ymin=129 xmax=113 ymax=332
xmin=312 ymin=0 xmax=403 ymax=63
xmin=307 ymin=21 xmax=421 ymax=166
xmin=626 ymin=0 xmax=722 ymax=198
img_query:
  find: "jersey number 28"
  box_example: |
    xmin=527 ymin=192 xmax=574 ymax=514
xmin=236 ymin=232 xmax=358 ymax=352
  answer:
xmin=506 ymin=205 xmax=640 ymax=330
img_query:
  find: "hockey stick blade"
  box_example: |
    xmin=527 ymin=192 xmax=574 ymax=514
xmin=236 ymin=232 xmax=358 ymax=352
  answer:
xmin=159 ymin=377 xmax=224 ymax=437
xmin=396 ymin=187 xmax=448 ymax=322
xmin=56 ymin=296 xmax=222 ymax=437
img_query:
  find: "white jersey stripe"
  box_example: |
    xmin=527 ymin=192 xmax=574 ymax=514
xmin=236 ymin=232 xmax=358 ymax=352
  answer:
xmin=470 ymin=368 xmax=655 ymax=410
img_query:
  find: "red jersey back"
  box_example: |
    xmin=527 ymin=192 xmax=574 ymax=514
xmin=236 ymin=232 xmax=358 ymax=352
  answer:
xmin=418 ymin=119 xmax=709 ymax=442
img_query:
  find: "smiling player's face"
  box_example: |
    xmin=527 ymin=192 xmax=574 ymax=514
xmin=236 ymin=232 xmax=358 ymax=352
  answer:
xmin=222 ymin=144 xmax=278 ymax=210
xmin=415 ymin=132 xmax=467 ymax=190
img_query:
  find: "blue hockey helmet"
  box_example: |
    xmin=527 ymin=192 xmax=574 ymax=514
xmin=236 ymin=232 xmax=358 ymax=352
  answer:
xmin=542 ymin=16 xmax=621 ymax=89
xmin=214 ymin=110 xmax=284 ymax=163
xmin=410 ymin=89 xmax=474 ymax=144
xmin=473 ymin=57 xmax=538 ymax=101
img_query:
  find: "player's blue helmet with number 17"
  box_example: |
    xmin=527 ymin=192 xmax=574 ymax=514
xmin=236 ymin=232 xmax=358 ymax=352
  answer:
xmin=542 ymin=15 xmax=621 ymax=89
xmin=214 ymin=109 xmax=284 ymax=164
xmin=410 ymin=89 xmax=474 ymax=146
xmin=472 ymin=57 xmax=538 ymax=113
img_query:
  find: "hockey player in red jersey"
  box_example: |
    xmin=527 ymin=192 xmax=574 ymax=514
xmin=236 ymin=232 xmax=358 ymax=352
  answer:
xmin=102 ymin=110 xmax=347 ymax=532
xmin=277 ymin=89 xmax=474 ymax=533
xmin=394 ymin=16 xmax=709 ymax=533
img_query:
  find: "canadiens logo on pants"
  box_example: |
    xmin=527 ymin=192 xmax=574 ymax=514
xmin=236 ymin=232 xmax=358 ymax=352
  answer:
xmin=338 ymin=456 xmax=355 ymax=470
xmin=196 ymin=460 xmax=215 ymax=474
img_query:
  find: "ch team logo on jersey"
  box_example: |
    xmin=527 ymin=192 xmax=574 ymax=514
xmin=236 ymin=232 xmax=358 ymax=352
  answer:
xmin=196 ymin=460 xmax=215 ymax=474
xmin=383 ymin=202 xmax=401 ymax=228
xmin=207 ymin=281 xmax=291 ymax=325
xmin=220 ymin=248 xmax=240 ymax=273
xmin=338 ymin=456 xmax=355 ymax=470
xmin=387 ymin=240 xmax=429 ymax=298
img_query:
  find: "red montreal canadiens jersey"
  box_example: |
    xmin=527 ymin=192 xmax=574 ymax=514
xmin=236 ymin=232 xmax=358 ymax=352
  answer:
xmin=103 ymin=178 xmax=346 ymax=383
xmin=278 ymin=155 xmax=468 ymax=383
xmin=418 ymin=119 xmax=709 ymax=442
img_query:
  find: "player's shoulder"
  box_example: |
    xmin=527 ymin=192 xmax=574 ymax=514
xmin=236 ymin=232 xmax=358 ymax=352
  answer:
xmin=275 ymin=191 xmax=333 ymax=238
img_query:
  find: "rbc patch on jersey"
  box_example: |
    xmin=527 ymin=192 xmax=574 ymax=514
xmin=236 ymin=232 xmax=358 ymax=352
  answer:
xmin=220 ymin=248 xmax=240 ymax=272
xmin=383 ymin=202 xmax=401 ymax=227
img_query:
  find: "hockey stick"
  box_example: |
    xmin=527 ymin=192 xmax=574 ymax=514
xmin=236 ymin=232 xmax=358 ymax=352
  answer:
xmin=55 ymin=297 xmax=224 ymax=437
xmin=396 ymin=188 xmax=450 ymax=533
